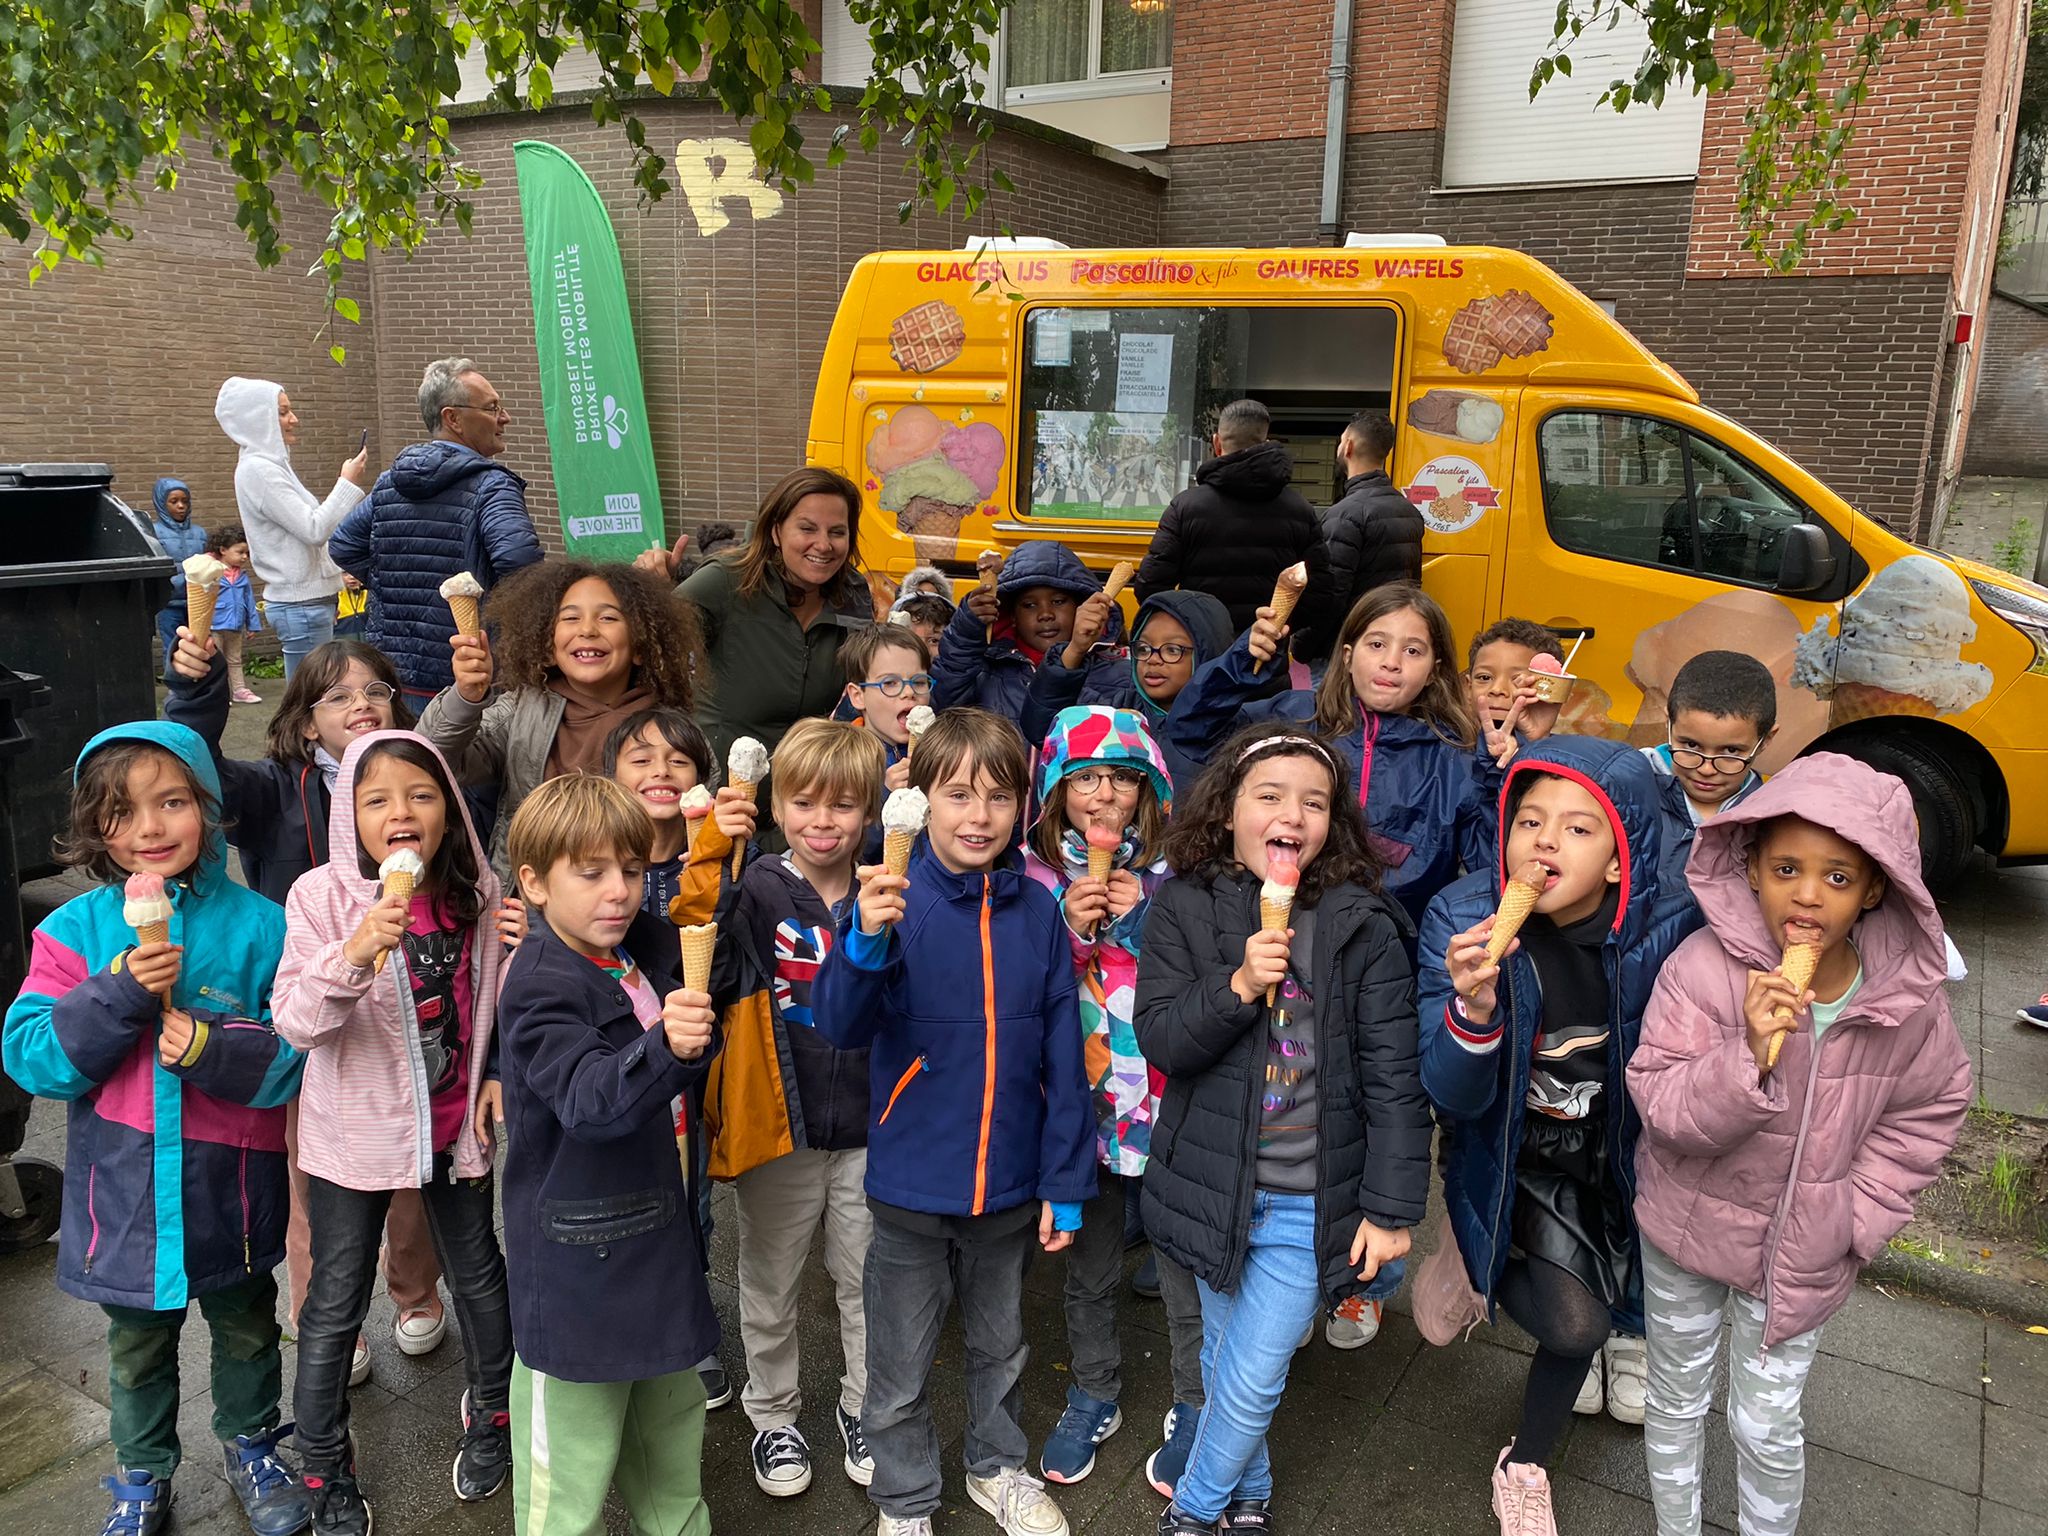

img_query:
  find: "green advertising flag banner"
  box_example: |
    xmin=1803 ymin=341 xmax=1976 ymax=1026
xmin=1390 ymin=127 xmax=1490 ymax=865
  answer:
xmin=514 ymin=140 xmax=664 ymax=560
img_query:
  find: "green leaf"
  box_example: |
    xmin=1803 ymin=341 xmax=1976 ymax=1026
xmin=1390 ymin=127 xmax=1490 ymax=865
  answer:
xmin=334 ymin=296 xmax=360 ymax=323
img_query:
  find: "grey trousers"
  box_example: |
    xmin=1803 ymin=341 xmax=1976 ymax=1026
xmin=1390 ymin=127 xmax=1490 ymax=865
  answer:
xmin=1064 ymin=1170 xmax=1205 ymax=1407
xmin=1642 ymin=1238 xmax=1823 ymax=1536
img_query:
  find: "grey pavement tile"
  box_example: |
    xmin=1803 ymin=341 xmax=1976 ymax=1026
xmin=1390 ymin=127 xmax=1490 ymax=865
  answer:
xmin=0 ymin=1368 xmax=113 ymax=1491
xmin=1984 ymin=1319 xmax=2048 ymax=1411
xmin=1981 ymin=1499 xmax=2048 ymax=1536
xmin=1799 ymin=1441 xmax=1979 ymax=1536
xmin=1383 ymin=1334 xmax=1530 ymax=1449
xmin=1563 ymin=1407 xmax=1739 ymax=1528
xmin=1801 ymin=1353 xmax=1981 ymax=1494
xmin=0 ymin=1446 xmax=245 ymax=1536
xmin=1299 ymin=1410 xmax=1507 ymax=1534
xmin=1283 ymin=1306 xmax=1426 ymax=1411
xmin=1983 ymin=1402 xmax=2048 ymax=1516
xmin=1818 ymin=1285 xmax=1987 ymax=1395
xmin=1549 ymin=1470 xmax=1661 ymax=1535
xmin=1975 ymin=1075 xmax=2048 ymax=1119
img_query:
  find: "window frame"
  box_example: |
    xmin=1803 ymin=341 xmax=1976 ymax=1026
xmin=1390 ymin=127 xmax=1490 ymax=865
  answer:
xmin=998 ymin=0 xmax=1172 ymax=104
xmin=1534 ymin=406 xmax=1858 ymax=600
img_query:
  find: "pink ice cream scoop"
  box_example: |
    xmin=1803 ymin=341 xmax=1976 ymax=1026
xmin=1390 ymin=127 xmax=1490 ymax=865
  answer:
xmin=940 ymin=423 xmax=1006 ymax=499
xmin=867 ymin=405 xmax=947 ymax=474
xmin=1528 ymin=653 xmax=1565 ymax=675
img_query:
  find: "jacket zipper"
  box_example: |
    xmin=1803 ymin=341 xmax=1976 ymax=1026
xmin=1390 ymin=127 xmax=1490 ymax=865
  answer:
xmin=1758 ymin=1024 xmax=1827 ymax=1355
xmin=82 ymin=1164 xmax=99 ymax=1274
xmin=878 ymin=1055 xmax=928 ymax=1124
xmin=239 ymin=1148 xmax=253 ymax=1273
xmin=973 ymin=877 xmax=998 ymax=1216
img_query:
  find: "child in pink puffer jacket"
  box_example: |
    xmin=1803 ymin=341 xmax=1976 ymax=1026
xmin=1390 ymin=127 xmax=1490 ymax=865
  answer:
xmin=1627 ymin=752 xmax=1970 ymax=1536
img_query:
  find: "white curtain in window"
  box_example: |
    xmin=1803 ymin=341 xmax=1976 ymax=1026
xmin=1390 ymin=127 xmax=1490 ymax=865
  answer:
xmin=1009 ymin=0 xmax=1091 ymax=87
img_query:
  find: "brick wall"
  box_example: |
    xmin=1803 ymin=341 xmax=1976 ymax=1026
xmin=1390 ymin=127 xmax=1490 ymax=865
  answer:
xmin=1964 ymin=295 xmax=2048 ymax=478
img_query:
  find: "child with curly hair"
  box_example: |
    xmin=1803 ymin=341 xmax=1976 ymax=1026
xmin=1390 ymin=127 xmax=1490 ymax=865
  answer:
xmin=418 ymin=560 xmax=705 ymax=880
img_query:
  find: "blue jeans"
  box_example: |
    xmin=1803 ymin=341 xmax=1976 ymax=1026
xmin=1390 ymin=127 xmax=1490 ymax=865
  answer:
xmin=266 ymin=597 xmax=335 ymax=682
xmin=1175 ymin=1191 xmax=1324 ymax=1520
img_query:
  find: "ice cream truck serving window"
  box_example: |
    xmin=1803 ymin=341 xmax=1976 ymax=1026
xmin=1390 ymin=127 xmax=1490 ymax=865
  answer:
xmin=1018 ymin=303 xmax=1400 ymax=522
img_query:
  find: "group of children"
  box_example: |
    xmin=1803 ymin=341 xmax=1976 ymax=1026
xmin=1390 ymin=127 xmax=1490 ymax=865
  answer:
xmin=3 ymin=531 xmax=1971 ymax=1536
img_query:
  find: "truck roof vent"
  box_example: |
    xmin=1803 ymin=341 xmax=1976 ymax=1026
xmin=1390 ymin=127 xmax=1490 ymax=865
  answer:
xmin=956 ymin=237 xmax=1070 ymax=252
xmin=1342 ymin=233 xmax=1448 ymax=248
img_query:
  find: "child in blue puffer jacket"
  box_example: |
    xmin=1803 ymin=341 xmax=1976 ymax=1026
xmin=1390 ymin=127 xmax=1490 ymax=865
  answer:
xmin=933 ymin=541 xmax=1126 ymax=735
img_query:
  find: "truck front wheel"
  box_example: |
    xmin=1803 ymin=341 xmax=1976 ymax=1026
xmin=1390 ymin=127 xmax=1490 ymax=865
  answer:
xmin=1830 ymin=734 xmax=1979 ymax=891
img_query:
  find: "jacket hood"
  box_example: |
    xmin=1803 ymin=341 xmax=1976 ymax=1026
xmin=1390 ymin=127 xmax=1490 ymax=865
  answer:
xmin=1494 ymin=735 xmax=1663 ymax=952
xmin=73 ymin=721 xmax=232 ymax=896
xmin=1133 ymin=589 xmax=1234 ymax=666
xmin=214 ymin=376 xmax=291 ymax=467
xmin=1028 ymin=706 xmax=1175 ymax=841
xmin=1687 ymin=752 xmax=1945 ymax=1022
xmin=390 ymin=439 xmax=503 ymax=498
xmin=1195 ymin=440 xmax=1295 ymax=502
xmin=997 ymin=540 xmax=1105 ymax=603
xmin=152 ymin=477 xmax=191 ymax=521
xmin=325 ymin=729 xmax=499 ymax=908
xmin=889 ymin=564 xmax=957 ymax=621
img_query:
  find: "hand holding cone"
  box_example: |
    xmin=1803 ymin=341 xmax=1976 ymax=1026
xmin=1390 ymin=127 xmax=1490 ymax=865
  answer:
xmin=726 ymin=737 xmax=769 ymax=878
xmin=1485 ymin=861 xmax=1549 ymax=964
xmin=122 ymin=873 xmax=175 ymax=1007
xmin=374 ymin=851 xmax=425 ymax=974
xmin=1765 ymin=941 xmax=1823 ymax=1070
xmin=183 ymin=553 xmax=227 ymax=645
xmin=1085 ymin=820 xmax=1120 ymax=885
xmin=881 ymin=787 xmax=929 ymax=879
xmin=977 ymin=550 xmax=1004 ymax=640
xmin=440 ymin=571 xmax=485 ymax=637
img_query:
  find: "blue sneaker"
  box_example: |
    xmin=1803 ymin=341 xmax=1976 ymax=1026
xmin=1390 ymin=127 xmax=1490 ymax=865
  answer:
xmin=1130 ymin=1251 xmax=1161 ymax=1299
xmin=1145 ymin=1403 xmax=1200 ymax=1499
xmin=1039 ymin=1384 xmax=1121 ymax=1484
xmin=224 ymin=1426 xmax=312 ymax=1536
xmin=100 ymin=1470 xmax=170 ymax=1536
xmin=2016 ymin=996 xmax=2048 ymax=1030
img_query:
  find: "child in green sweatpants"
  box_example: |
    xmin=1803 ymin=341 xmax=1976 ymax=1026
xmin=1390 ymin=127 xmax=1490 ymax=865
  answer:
xmin=497 ymin=775 xmax=738 ymax=1534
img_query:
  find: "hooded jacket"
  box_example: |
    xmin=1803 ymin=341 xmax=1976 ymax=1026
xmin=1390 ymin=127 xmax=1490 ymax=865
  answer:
xmin=1021 ymin=707 xmax=1175 ymax=1175
xmin=1417 ymin=737 xmax=1684 ymax=1334
xmin=328 ymin=440 xmax=543 ymax=695
xmin=1134 ymin=869 xmax=1430 ymax=1305
xmin=810 ymin=841 xmax=1096 ymax=1217
xmin=1166 ymin=631 xmax=1500 ymax=926
xmin=931 ymin=540 xmax=1126 ymax=728
xmin=3 ymin=722 xmax=299 ymax=1311
xmin=1134 ymin=440 xmax=1337 ymax=645
xmin=704 ymin=852 xmax=870 ymax=1181
xmin=1627 ymin=753 xmax=1971 ymax=1346
xmin=1640 ymin=744 xmax=1765 ymax=934
xmin=151 ymin=478 xmax=206 ymax=596
xmin=272 ymin=731 xmax=506 ymax=1189
xmin=499 ymin=909 xmax=734 ymax=1382
xmin=1317 ymin=470 xmax=1424 ymax=654
xmin=213 ymin=377 xmax=365 ymax=606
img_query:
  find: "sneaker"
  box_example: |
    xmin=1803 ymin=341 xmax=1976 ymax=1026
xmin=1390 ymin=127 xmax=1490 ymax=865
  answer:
xmin=1131 ymin=1251 xmax=1162 ymax=1299
xmin=1144 ymin=1403 xmax=1200 ymax=1499
xmin=1325 ymin=1295 xmax=1382 ymax=1350
xmin=1039 ymin=1385 xmax=1122 ymax=1484
xmin=349 ymin=1335 xmax=370 ymax=1388
xmin=1603 ymin=1334 xmax=1647 ymax=1426
xmin=1158 ymin=1505 xmax=1217 ymax=1536
xmin=1490 ymin=1447 xmax=1558 ymax=1536
xmin=1295 ymin=1320 xmax=1313 ymax=1350
xmin=232 ymin=687 xmax=264 ymax=705
xmin=303 ymin=1464 xmax=371 ymax=1536
xmin=2016 ymin=995 xmax=2048 ymax=1029
xmin=877 ymin=1517 xmax=934 ymax=1536
xmin=1220 ymin=1499 xmax=1272 ymax=1532
xmin=966 ymin=1465 xmax=1069 ymax=1536
xmin=837 ymin=1403 xmax=875 ymax=1486
xmin=224 ymin=1427 xmax=312 ymax=1536
xmin=697 ymin=1353 xmax=733 ymax=1410
xmin=452 ymin=1388 xmax=511 ymax=1501
xmin=99 ymin=1470 xmax=170 ymax=1536
xmin=393 ymin=1305 xmax=446 ymax=1357
xmin=1572 ymin=1351 xmax=1603 ymax=1416
xmin=750 ymin=1424 xmax=812 ymax=1496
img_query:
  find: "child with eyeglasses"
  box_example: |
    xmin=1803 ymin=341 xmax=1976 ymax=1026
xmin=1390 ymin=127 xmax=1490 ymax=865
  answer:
xmin=1642 ymin=651 xmax=1777 ymax=929
xmin=841 ymin=625 xmax=935 ymax=792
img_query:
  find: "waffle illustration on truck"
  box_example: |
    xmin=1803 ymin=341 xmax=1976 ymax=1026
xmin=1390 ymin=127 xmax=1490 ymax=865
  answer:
xmin=1441 ymin=290 xmax=1556 ymax=375
xmin=889 ymin=301 xmax=968 ymax=374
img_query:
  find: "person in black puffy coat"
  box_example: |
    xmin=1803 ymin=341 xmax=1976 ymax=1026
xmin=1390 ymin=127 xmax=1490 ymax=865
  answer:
xmin=1134 ymin=725 xmax=1430 ymax=1534
xmin=1133 ymin=398 xmax=1338 ymax=650
xmin=1310 ymin=413 xmax=1423 ymax=664
xmin=329 ymin=358 xmax=543 ymax=699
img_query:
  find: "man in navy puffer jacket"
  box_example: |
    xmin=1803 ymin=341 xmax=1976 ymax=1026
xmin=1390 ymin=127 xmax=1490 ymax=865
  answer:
xmin=329 ymin=358 xmax=542 ymax=697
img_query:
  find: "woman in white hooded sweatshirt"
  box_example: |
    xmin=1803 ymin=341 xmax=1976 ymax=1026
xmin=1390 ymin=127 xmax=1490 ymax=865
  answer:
xmin=214 ymin=377 xmax=373 ymax=680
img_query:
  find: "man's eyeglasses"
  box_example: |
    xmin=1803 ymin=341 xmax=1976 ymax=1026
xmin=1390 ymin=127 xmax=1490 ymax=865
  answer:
xmin=1667 ymin=739 xmax=1765 ymax=776
xmin=1134 ymin=642 xmax=1193 ymax=665
xmin=315 ymin=683 xmax=398 ymax=711
xmin=450 ymin=399 xmax=509 ymax=420
xmin=860 ymin=673 xmax=933 ymax=698
xmin=1067 ymin=767 xmax=1146 ymax=793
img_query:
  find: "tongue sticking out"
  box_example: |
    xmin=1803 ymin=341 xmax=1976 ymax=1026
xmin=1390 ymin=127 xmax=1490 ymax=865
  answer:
xmin=1265 ymin=842 xmax=1300 ymax=877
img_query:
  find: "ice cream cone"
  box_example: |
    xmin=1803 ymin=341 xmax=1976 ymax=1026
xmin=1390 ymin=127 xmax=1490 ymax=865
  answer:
xmin=1260 ymin=895 xmax=1294 ymax=1005
xmin=1102 ymin=560 xmax=1137 ymax=604
xmin=447 ymin=594 xmax=481 ymax=637
xmin=186 ymin=581 xmax=218 ymax=642
xmin=884 ymin=827 xmax=916 ymax=878
xmin=1766 ymin=941 xmax=1823 ymax=1070
xmin=134 ymin=919 xmax=170 ymax=1006
xmin=374 ymin=868 xmax=416 ymax=974
xmin=678 ymin=922 xmax=717 ymax=993
xmin=1828 ymin=681 xmax=1940 ymax=725
xmin=1088 ymin=846 xmax=1115 ymax=884
xmin=1269 ymin=562 xmax=1308 ymax=628
xmin=728 ymin=780 xmax=757 ymax=878
xmin=1486 ymin=862 xmax=1548 ymax=964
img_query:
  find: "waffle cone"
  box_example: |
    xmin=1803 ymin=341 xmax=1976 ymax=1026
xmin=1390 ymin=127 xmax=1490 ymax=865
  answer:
xmin=134 ymin=919 xmax=171 ymax=1006
xmin=678 ymin=922 xmax=717 ymax=993
xmin=1766 ymin=941 xmax=1824 ymax=1069
xmin=1261 ymin=895 xmax=1294 ymax=1005
xmin=1088 ymin=847 xmax=1115 ymax=884
xmin=729 ymin=781 xmax=758 ymax=878
xmin=1103 ymin=560 xmax=1137 ymax=603
xmin=447 ymin=594 xmax=481 ymax=637
xmin=1268 ymin=577 xmax=1304 ymax=628
xmin=1485 ymin=879 xmax=1542 ymax=964
xmin=883 ymin=827 xmax=916 ymax=878
xmin=186 ymin=583 xmax=218 ymax=642
xmin=1829 ymin=682 xmax=1939 ymax=724
xmin=374 ymin=870 xmax=415 ymax=973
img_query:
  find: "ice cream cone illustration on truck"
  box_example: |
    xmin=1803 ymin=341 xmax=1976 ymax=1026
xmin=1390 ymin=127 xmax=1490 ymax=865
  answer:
xmin=1793 ymin=557 xmax=1994 ymax=725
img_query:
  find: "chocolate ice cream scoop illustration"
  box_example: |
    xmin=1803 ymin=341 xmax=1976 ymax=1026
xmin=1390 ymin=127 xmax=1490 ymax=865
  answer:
xmin=1793 ymin=556 xmax=1994 ymax=719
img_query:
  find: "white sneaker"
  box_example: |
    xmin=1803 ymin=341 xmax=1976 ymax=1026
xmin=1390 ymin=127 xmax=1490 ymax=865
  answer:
xmin=1603 ymin=1334 xmax=1647 ymax=1425
xmin=348 ymin=1333 xmax=371 ymax=1387
xmin=966 ymin=1465 xmax=1069 ymax=1536
xmin=1326 ymin=1295 xmax=1382 ymax=1349
xmin=395 ymin=1305 xmax=447 ymax=1356
xmin=877 ymin=1517 xmax=934 ymax=1536
xmin=1572 ymin=1351 xmax=1604 ymax=1416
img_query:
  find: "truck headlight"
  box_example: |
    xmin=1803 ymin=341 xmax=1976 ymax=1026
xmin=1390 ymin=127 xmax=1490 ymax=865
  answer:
xmin=1969 ymin=577 xmax=2048 ymax=674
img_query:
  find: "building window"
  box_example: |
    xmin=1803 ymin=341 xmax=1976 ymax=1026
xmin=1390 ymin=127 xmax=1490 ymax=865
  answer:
xmin=1440 ymin=0 xmax=1706 ymax=189
xmin=1006 ymin=0 xmax=1171 ymax=91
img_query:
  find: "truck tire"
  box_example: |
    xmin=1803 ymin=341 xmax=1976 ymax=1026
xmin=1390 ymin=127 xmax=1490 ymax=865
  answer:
xmin=1831 ymin=734 xmax=1978 ymax=890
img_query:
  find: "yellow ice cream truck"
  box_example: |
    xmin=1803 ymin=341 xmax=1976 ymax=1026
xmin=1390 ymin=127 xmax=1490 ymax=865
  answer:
xmin=805 ymin=240 xmax=2048 ymax=885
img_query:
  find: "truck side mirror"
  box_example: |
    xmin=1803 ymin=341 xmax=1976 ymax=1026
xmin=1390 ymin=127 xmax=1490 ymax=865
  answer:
xmin=1776 ymin=522 xmax=1837 ymax=595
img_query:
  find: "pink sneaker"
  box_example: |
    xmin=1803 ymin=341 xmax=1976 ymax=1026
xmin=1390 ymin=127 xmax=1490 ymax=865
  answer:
xmin=231 ymin=687 xmax=262 ymax=705
xmin=1491 ymin=1447 xmax=1558 ymax=1536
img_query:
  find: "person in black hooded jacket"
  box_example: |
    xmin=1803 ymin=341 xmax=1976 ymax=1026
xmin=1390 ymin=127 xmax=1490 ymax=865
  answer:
xmin=1134 ymin=725 xmax=1431 ymax=1534
xmin=1311 ymin=413 xmax=1423 ymax=664
xmin=1134 ymin=399 xmax=1337 ymax=649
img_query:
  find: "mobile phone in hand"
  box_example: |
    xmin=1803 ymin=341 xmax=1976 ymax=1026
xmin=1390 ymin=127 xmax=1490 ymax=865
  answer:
xmin=358 ymin=428 xmax=369 ymax=453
